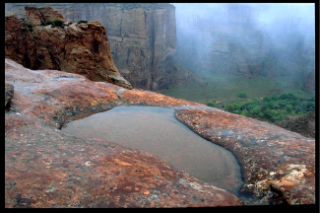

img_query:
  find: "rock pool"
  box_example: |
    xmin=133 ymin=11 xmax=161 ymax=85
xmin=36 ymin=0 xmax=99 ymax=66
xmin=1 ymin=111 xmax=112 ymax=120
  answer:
xmin=62 ymin=106 xmax=243 ymax=195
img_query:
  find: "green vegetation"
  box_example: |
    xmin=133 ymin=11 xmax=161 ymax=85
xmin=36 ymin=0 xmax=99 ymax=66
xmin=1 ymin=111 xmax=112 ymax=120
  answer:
xmin=111 ymin=77 xmax=119 ymax=82
xmin=52 ymin=19 xmax=65 ymax=28
xmin=206 ymin=101 xmax=215 ymax=107
xmin=27 ymin=24 xmax=33 ymax=32
xmin=77 ymin=20 xmax=88 ymax=25
xmin=238 ymin=91 xmax=247 ymax=98
xmin=41 ymin=20 xmax=53 ymax=26
xmin=20 ymin=18 xmax=25 ymax=22
xmin=225 ymin=92 xmax=315 ymax=123
xmin=161 ymin=73 xmax=314 ymax=105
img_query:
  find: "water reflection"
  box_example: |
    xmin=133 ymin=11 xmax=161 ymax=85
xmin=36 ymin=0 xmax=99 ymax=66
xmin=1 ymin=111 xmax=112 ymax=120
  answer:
xmin=62 ymin=106 xmax=243 ymax=195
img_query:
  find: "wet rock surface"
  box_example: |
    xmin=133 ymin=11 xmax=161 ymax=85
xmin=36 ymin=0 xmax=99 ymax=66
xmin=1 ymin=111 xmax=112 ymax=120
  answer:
xmin=5 ymin=58 xmax=242 ymax=207
xmin=175 ymin=109 xmax=315 ymax=205
xmin=5 ymin=58 xmax=315 ymax=207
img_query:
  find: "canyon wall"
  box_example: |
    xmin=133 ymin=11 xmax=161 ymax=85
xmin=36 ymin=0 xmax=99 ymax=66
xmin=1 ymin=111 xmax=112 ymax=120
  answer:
xmin=5 ymin=6 xmax=132 ymax=89
xmin=174 ymin=3 xmax=315 ymax=87
xmin=6 ymin=3 xmax=179 ymax=91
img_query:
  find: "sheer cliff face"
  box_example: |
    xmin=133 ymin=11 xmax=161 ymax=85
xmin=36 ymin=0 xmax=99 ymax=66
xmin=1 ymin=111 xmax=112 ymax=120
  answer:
xmin=174 ymin=3 xmax=315 ymax=83
xmin=6 ymin=3 xmax=177 ymax=91
xmin=5 ymin=6 xmax=132 ymax=89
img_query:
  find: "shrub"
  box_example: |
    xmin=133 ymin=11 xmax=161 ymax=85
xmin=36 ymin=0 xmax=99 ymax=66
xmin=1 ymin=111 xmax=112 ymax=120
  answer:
xmin=252 ymin=97 xmax=260 ymax=103
xmin=241 ymin=109 xmax=249 ymax=116
xmin=238 ymin=91 xmax=247 ymax=98
xmin=232 ymin=101 xmax=242 ymax=110
xmin=285 ymin=104 xmax=293 ymax=111
xmin=52 ymin=19 xmax=65 ymax=28
xmin=20 ymin=18 xmax=25 ymax=22
xmin=207 ymin=102 xmax=215 ymax=107
xmin=263 ymin=96 xmax=271 ymax=102
xmin=265 ymin=108 xmax=278 ymax=118
xmin=77 ymin=20 xmax=88 ymax=24
xmin=226 ymin=104 xmax=234 ymax=112
xmin=41 ymin=21 xmax=53 ymax=26
xmin=279 ymin=93 xmax=288 ymax=100
xmin=271 ymin=94 xmax=278 ymax=101
xmin=287 ymin=93 xmax=297 ymax=100
xmin=278 ymin=100 xmax=288 ymax=107
xmin=252 ymin=105 xmax=260 ymax=114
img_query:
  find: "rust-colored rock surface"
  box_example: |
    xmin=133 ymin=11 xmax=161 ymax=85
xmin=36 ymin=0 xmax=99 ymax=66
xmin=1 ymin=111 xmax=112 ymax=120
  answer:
xmin=5 ymin=6 xmax=132 ymax=90
xmin=5 ymin=58 xmax=315 ymax=206
xmin=175 ymin=109 xmax=315 ymax=205
xmin=5 ymin=58 xmax=243 ymax=207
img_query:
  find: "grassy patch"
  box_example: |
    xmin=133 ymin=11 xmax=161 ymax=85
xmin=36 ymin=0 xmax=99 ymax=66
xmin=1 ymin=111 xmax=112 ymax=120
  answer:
xmin=225 ymin=93 xmax=315 ymax=123
xmin=160 ymin=74 xmax=314 ymax=109
xmin=238 ymin=91 xmax=247 ymax=98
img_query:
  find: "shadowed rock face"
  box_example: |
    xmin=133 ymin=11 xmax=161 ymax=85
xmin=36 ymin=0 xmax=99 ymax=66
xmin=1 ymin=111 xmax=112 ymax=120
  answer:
xmin=5 ymin=3 xmax=177 ymax=91
xmin=5 ymin=6 xmax=132 ymax=90
xmin=5 ymin=58 xmax=315 ymax=206
xmin=5 ymin=83 xmax=14 ymax=110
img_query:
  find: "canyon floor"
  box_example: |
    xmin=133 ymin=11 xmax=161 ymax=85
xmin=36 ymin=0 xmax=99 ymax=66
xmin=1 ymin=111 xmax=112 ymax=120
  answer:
xmin=5 ymin=58 xmax=315 ymax=207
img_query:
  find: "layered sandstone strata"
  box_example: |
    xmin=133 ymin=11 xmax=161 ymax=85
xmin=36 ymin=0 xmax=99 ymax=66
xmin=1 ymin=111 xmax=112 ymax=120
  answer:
xmin=6 ymin=3 xmax=177 ymax=91
xmin=5 ymin=6 xmax=132 ymax=89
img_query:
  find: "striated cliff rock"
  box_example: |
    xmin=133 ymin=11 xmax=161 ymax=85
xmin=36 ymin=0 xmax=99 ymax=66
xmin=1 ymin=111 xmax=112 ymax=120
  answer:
xmin=5 ymin=3 xmax=180 ymax=91
xmin=5 ymin=6 xmax=132 ymax=89
xmin=5 ymin=58 xmax=315 ymax=206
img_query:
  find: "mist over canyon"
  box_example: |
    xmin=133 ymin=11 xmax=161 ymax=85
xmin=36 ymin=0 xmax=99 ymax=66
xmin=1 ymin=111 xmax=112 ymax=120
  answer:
xmin=173 ymin=3 xmax=315 ymax=82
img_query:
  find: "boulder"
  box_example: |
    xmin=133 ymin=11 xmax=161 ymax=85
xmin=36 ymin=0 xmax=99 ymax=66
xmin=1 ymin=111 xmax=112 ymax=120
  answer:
xmin=5 ymin=7 xmax=132 ymax=90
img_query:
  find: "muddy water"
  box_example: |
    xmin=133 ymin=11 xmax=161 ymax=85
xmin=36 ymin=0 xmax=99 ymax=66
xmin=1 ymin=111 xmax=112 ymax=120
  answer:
xmin=62 ymin=106 xmax=243 ymax=195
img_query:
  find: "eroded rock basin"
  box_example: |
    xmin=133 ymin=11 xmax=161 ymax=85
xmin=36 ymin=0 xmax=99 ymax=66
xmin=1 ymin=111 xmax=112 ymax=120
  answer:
xmin=62 ymin=106 xmax=243 ymax=195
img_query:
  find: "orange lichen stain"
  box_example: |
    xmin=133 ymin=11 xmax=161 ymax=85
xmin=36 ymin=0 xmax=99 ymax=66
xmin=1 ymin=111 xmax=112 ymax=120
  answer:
xmin=12 ymin=133 xmax=19 ymax=140
xmin=135 ymin=187 xmax=139 ymax=191
xmin=118 ymin=161 xmax=131 ymax=166
xmin=124 ymin=186 xmax=132 ymax=191
xmin=92 ymin=138 xmax=103 ymax=141
xmin=143 ymin=191 xmax=150 ymax=195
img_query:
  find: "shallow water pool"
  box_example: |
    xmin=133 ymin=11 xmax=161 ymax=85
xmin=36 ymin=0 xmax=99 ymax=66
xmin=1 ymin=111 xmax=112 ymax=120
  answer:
xmin=62 ymin=106 xmax=243 ymax=195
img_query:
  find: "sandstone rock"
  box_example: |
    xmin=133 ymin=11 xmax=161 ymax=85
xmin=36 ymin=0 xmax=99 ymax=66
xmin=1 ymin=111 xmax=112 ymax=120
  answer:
xmin=175 ymin=109 xmax=315 ymax=205
xmin=5 ymin=58 xmax=243 ymax=208
xmin=24 ymin=6 xmax=44 ymax=26
xmin=38 ymin=6 xmax=65 ymax=22
xmin=5 ymin=83 xmax=14 ymax=109
xmin=5 ymin=3 xmax=178 ymax=91
xmin=5 ymin=58 xmax=315 ymax=206
xmin=5 ymin=7 xmax=132 ymax=90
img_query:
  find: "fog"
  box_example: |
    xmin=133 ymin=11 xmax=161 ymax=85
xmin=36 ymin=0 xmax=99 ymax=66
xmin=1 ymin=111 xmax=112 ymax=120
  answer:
xmin=171 ymin=3 xmax=315 ymax=82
